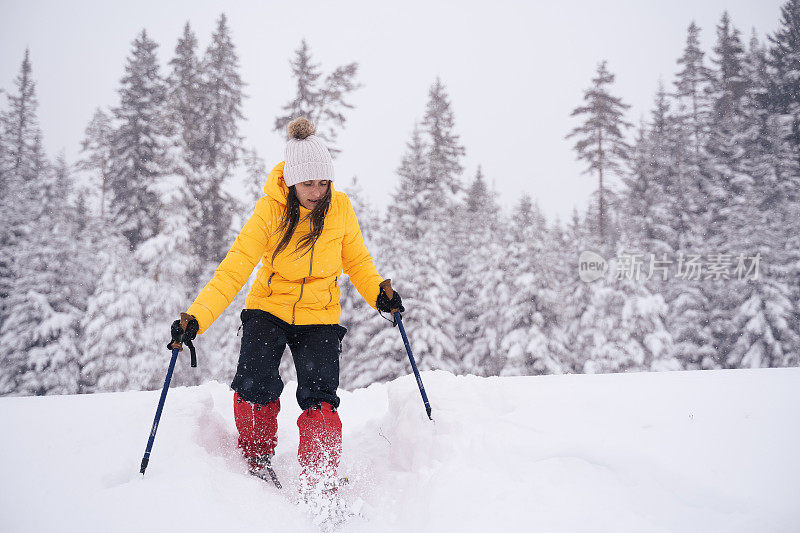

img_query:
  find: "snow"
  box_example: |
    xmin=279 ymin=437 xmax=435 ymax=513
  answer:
xmin=1 ymin=368 xmax=799 ymax=532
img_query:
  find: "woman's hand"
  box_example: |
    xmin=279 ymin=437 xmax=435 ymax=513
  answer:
xmin=168 ymin=313 xmax=199 ymax=350
xmin=377 ymin=279 xmax=405 ymax=314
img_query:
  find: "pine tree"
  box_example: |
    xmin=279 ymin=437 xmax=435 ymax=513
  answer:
xmin=555 ymin=209 xmax=602 ymax=373
xmin=722 ymin=29 xmax=800 ymax=369
xmin=242 ymin=146 xmax=267 ymax=205
xmin=388 ymin=124 xmax=430 ymax=241
xmin=453 ymin=166 xmax=504 ymax=375
xmin=337 ymin=177 xmax=385 ymax=389
xmin=0 ymin=50 xmax=49 ymax=392
xmin=132 ymin=165 xmax=197 ymax=388
xmin=578 ymin=272 xmax=677 ymax=374
xmin=191 ymin=13 xmax=246 ymax=273
xmin=422 ymin=77 xmax=466 ymax=202
xmin=275 ymin=40 xmax=321 ymax=132
xmin=358 ymin=214 xmax=459 ymax=386
xmin=80 ymin=236 xmax=146 ymax=392
xmin=108 ymin=29 xmax=168 ymax=250
xmin=76 ymin=108 xmax=113 ymax=220
xmin=649 ymin=83 xmax=694 ymax=253
xmin=766 ymin=0 xmax=800 ymax=161
xmin=274 ymin=39 xmax=361 ymax=156
xmin=167 ymin=21 xmax=206 ymax=174
xmin=0 ymin=87 xmax=7 ymax=191
xmin=566 ymin=60 xmax=632 ymax=244
xmin=674 ymin=22 xmax=715 ymax=162
xmin=672 ymin=21 xmax=717 ymax=244
xmin=709 ymin=13 xmax=747 ymax=125
xmin=0 ymin=154 xmax=84 ymax=395
xmin=704 ymin=12 xmax=751 ymax=242
xmin=201 ymin=14 xmax=245 ymax=173
xmin=499 ymin=197 xmax=566 ymax=376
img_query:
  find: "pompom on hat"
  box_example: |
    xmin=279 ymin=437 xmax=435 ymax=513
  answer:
xmin=283 ymin=117 xmax=335 ymax=187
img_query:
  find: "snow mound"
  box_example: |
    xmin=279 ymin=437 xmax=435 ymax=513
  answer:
xmin=1 ymin=368 xmax=799 ymax=532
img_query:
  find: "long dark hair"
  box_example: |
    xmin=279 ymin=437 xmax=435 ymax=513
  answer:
xmin=271 ymin=183 xmax=331 ymax=265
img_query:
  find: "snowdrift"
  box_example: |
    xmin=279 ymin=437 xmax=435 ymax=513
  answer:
xmin=1 ymin=368 xmax=799 ymax=532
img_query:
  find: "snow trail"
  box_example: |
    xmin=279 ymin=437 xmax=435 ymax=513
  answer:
xmin=1 ymin=368 xmax=798 ymax=532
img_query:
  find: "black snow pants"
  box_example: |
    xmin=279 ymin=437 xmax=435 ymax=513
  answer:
xmin=230 ymin=309 xmax=348 ymax=410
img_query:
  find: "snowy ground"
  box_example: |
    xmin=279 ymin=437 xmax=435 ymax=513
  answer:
xmin=1 ymin=368 xmax=799 ymax=533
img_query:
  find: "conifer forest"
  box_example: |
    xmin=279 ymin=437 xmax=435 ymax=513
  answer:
xmin=1 ymin=3 xmax=799 ymax=396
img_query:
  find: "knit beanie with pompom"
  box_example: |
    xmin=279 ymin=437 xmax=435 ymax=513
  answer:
xmin=283 ymin=117 xmax=335 ymax=187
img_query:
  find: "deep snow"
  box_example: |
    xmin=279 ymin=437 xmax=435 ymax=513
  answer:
xmin=1 ymin=368 xmax=799 ymax=532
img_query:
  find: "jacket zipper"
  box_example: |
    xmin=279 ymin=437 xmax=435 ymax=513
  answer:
xmin=326 ymin=276 xmax=337 ymax=308
xmin=291 ymin=242 xmax=315 ymax=324
xmin=266 ymin=272 xmax=275 ymax=296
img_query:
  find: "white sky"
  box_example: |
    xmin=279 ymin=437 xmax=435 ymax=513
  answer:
xmin=0 ymin=0 xmax=785 ymax=223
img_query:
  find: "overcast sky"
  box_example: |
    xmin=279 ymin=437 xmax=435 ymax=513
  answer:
xmin=1 ymin=0 xmax=785 ymax=224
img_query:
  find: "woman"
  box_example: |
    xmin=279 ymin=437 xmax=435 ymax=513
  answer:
xmin=171 ymin=117 xmax=404 ymax=491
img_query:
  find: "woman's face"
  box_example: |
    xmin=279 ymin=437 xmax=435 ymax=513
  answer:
xmin=294 ymin=180 xmax=330 ymax=210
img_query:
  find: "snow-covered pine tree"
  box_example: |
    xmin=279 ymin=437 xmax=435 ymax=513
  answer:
xmin=704 ymin=12 xmax=751 ymax=243
xmin=621 ymin=120 xmax=666 ymax=251
xmin=167 ymin=21 xmax=206 ymax=174
xmin=337 ymin=177 xmax=386 ymax=389
xmin=455 ymin=166 xmax=505 ymax=376
xmin=75 ymin=108 xmax=113 ymax=221
xmin=164 ymin=22 xmax=206 ymax=292
xmin=652 ymin=26 xmax=723 ymax=369
xmin=419 ymin=78 xmax=464 ymax=374
xmin=578 ymin=271 xmax=677 ymax=374
xmin=108 ymin=29 xmax=168 ymax=251
xmin=721 ymin=29 xmax=800 ymax=369
xmin=191 ymin=13 xmax=245 ymax=277
xmin=357 ymin=114 xmax=462 ymax=384
xmin=131 ymin=136 xmax=198 ymax=388
xmin=672 ymin=21 xmax=716 ymax=246
xmin=555 ymin=208 xmax=603 ymax=373
xmin=563 ymin=202 xmax=677 ymax=374
xmin=499 ymin=197 xmax=566 ymax=376
xmin=0 ymin=88 xmax=6 ymax=188
xmin=674 ymin=22 xmax=715 ymax=163
xmin=274 ymin=40 xmax=321 ymax=133
xmin=0 ymin=51 xmax=42 ymax=333
xmin=647 ymin=82 xmax=694 ymax=254
xmin=387 ymin=123 xmax=429 ymax=241
xmin=361 ymin=217 xmax=460 ymax=385
xmin=566 ymin=60 xmax=632 ymax=245
xmin=0 ymin=50 xmax=56 ymax=394
xmin=273 ymin=39 xmax=361 ymax=157
xmin=241 ymin=147 xmax=267 ymax=205
xmin=766 ymin=0 xmax=800 ymax=162
xmin=80 ymin=236 xmax=147 ymax=392
xmin=695 ymin=13 xmax=761 ymax=367
xmin=0 ymin=151 xmax=88 ymax=395
xmin=422 ymin=77 xmax=466 ymax=204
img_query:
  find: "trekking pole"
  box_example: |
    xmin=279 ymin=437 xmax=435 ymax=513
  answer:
xmin=395 ymin=312 xmax=433 ymax=421
xmin=140 ymin=347 xmax=180 ymax=474
xmin=140 ymin=313 xmax=197 ymax=475
xmin=380 ymin=279 xmax=433 ymax=421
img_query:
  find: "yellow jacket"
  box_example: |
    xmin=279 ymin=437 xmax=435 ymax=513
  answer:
xmin=186 ymin=161 xmax=383 ymax=334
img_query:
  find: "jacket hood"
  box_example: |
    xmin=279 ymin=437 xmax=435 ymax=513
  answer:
xmin=264 ymin=161 xmax=337 ymax=208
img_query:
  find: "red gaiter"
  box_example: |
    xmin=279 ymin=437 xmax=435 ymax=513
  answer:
xmin=297 ymin=402 xmax=342 ymax=485
xmin=233 ymin=391 xmax=280 ymax=458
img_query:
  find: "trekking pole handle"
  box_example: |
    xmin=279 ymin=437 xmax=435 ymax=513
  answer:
xmin=379 ymin=279 xmax=403 ymax=314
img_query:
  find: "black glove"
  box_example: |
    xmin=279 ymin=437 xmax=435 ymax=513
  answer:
xmin=167 ymin=314 xmax=200 ymax=367
xmin=377 ymin=287 xmax=405 ymax=314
